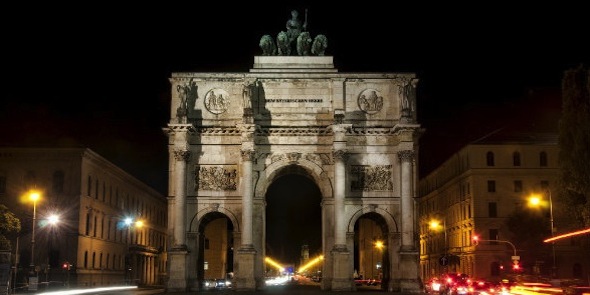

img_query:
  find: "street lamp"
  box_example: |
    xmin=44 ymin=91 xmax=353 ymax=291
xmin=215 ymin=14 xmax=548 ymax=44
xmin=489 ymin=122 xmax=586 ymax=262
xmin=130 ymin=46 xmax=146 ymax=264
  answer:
xmin=429 ymin=219 xmax=448 ymax=253
xmin=528 ymin=189 xmax=556 ymax=277
xmin=430 ymin=218 xmax=449 ymax=273
xmin=28 ymin=190 xmax=41 ymax=273
xmin=122 ymin=216 xmax=144 ymax=285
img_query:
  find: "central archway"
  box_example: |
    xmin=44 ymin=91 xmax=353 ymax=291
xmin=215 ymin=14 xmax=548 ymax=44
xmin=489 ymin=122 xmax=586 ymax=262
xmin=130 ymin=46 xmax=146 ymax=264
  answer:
xmin=264 ymin=166 xmax=322 ymax=284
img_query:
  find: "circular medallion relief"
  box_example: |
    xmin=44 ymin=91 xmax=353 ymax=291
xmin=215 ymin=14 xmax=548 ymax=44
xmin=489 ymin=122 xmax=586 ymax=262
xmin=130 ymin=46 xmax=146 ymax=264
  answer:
xmin=358 ymin=89 xmax=384 ymax=114
xmin=204 ymin=88 xmax=229 ymax=114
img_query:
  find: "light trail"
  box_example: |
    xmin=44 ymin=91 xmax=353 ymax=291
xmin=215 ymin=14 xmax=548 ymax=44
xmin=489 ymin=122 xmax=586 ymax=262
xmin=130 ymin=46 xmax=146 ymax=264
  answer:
xmin=298 ymin=255 xmax=324 ymax=272
xmin=544 ymin=228 xmax=590 ymax=243
xmin=265 ymin=257 xmax=285 ymax=272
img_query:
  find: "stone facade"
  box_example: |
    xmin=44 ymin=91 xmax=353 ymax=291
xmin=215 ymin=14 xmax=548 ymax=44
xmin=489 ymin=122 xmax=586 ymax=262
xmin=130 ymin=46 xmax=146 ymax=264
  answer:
xmin=164 ymin=57 xmax=422 ymax=292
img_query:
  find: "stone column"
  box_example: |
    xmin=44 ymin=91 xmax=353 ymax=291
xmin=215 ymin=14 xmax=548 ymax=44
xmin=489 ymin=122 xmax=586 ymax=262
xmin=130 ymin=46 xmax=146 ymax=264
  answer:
xmin=332 ymin=149 xmax=347 ymax=247
xmin=235 ymin=124 xmax=257 ymax=291
xmin=173 ymin=149 xmax=190 ymax=248
xmin=166 ymin=124 xmax=192 ymax=292
xmin=240 ymin=149 xmax=255 ymax=248
xmin=330 ymin=123 xmax=352 ymax=291
xmin=398 ymin=150 xmax=414 ymax=250
xmin=396 ymin=150 xmax=421 ymax=293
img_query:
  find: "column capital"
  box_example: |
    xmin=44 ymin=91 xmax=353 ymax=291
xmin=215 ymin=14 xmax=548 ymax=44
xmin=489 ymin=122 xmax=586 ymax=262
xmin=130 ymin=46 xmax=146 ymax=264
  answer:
xmin=332 ymin=150 xmax=348 ymax=161
xmin=397 ymin=150 xmax=414 ymax=162
xmin=173 ymin=149 xmax=191 ymax=162
xmin=329 ymin=123 xmax=352 ymax=134
xmin=241 ymin=149 xmax=256 ymax=161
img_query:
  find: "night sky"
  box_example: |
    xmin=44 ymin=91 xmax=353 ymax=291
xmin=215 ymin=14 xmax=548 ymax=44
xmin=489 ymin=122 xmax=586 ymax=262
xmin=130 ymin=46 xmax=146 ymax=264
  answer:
xmin=2 ymin=3 xmax=588 ymax=263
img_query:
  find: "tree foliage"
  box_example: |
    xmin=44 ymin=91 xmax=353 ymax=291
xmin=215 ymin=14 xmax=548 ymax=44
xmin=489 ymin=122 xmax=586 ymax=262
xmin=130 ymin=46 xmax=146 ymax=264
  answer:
xmin=558 ymin=65 xmax=590 ymax=227
xmin=0 ymin=204 xmax=21 ymax=251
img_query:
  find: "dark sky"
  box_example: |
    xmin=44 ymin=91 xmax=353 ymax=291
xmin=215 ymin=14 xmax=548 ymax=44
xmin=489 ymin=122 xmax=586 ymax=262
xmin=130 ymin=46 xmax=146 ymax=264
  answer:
xmin=2 ymin=4 xmax=588 ymax=197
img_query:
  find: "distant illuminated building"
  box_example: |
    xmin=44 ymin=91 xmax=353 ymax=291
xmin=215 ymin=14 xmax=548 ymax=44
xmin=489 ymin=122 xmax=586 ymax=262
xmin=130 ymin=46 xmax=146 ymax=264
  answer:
xmin=418 ymin=132 xmax=589 ymax=280
xmin=0 ymin=147 xmax=167 ymax=287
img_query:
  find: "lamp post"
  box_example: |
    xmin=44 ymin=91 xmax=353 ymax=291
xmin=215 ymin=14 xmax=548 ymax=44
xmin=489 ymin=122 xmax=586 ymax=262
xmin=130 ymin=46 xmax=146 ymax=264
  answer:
xmin=430 ymin=218 xmax=448 ymax=273
xmin=528 ymin=189 xmax=556 ymax=278
xmin=29 ymin=191 xmax=40 ymax=273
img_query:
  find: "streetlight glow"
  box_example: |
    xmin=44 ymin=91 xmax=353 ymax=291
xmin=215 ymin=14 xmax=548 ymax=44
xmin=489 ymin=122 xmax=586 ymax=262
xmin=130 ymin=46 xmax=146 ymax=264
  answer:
xmin=528 ymin=190 xmax=556 ymax=277
xmin=135 ymin=220 xmax=144 ymax=228
xmin=47 ymin=214 xmax=60 ymax=225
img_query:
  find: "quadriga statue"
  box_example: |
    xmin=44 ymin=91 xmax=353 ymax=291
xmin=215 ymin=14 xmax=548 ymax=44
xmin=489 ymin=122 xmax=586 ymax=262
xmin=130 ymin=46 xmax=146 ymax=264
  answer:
xmin=276 ymin=31 xmax=291 ymax=56
xmin=259 ymin=35 xmax=277 ymax=56
xmin=296 ymin=31 xmax=312 ymax=56
xmin=311 ymin=34 xmax=328 ymax=56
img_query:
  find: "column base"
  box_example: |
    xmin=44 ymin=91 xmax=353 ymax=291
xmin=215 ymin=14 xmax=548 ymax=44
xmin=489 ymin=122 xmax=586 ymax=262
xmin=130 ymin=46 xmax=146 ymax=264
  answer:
xmin=330 ymin=246 xmax=353 ymax=291
xmin=391 ymin=249 xmax=422 ymax=293
xmin=234 ymin=246 xmax=257 ymax=291
xmin=166 ymin=248 xmax=188 ymax=292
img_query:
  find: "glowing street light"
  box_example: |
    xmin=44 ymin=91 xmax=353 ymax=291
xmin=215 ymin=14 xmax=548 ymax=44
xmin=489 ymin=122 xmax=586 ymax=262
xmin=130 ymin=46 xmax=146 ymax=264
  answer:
xmin=429 ymin=218 xmax=448 ymax=254
xmin=528 ymin=190 xmax=556 ymax=277
xmin=28 ymin=190 xmax=41 ymax=273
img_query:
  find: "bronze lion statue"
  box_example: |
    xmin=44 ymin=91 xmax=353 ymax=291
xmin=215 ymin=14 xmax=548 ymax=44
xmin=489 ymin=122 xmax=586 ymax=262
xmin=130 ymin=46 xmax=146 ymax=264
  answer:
xmin=259 ymin=35 xmax=276 ymax=56
xmin=276 ymin=31 xmax=291 ymax=56
xmin=311 ymin=34 xmax=328 ymax=56
xmin=296 ymin=31 xmax=312 ymax=56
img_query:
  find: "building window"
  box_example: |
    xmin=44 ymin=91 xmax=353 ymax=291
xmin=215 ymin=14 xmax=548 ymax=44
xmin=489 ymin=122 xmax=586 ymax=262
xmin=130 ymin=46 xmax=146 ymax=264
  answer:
xmin=486 ymin=152 xmax=495 ymax=166
xmin=85 ymin=213 xmax=91 ymax=236
xmin=87 ymin=176 xmax=92 ymax=197
xmin=95 ymin=179 xmax=99 ymax=199
xmin=92 ymin=252 xmax=96 ymax=269
xmin=514 ymin=180 xmax=523 ymax=192
xmin=205 ymin=238 xmax=210 ymax=249
xmin=102 ymin=182 xmax=106 ymax=201
xmin=488 ymin=202 xmax=497 ymax=217
xmin=93 ymin=216 xmax=98 ymax=237
xmin=84 ymin=251 xmax=88 ymax=268
xmin=513 ymin=152 xmax=521 ymax=166
xmin=52 ymin=171 xmax=65 ymax=193
xmin=487 ymin=180 xmax=496 ymax=192
xmin=489 ymin=229 xmax=499 ymax=245
xmin=540 ymin=152 xmax=548 ymax=167
xmin=107 ymin=219 xmax=111 ymax=240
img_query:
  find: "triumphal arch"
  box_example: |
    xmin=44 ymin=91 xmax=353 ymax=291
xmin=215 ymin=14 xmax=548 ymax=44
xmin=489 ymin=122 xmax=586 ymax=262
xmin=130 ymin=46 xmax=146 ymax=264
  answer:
xmin=164 ymin=26 xmax=422 ymax=292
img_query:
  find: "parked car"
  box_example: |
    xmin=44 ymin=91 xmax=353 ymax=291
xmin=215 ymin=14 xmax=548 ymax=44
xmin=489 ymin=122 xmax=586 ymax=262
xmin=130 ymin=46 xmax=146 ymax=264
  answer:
xmin=215 ymin=278 xmax=232 ymax=289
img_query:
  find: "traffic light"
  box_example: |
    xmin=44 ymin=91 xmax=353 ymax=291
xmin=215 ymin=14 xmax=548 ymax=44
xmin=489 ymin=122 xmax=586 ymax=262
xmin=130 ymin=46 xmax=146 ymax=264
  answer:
xmin=512 ymin=261 xmax=521 ymax=271
xmin=472 ymin=235 xmax=479 ymax=246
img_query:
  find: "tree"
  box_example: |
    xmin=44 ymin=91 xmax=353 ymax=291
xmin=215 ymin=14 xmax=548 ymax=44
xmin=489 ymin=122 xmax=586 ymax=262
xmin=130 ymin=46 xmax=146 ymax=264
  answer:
xmin=558 ymin=65 xmax=590 ymax=227
xmin=0 ymin=204 xmax=21 ymax=251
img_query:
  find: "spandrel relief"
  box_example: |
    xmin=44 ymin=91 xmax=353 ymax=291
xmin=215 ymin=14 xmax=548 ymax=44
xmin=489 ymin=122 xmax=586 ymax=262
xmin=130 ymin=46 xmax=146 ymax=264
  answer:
xmin=351 ymin=165 xmax=393 ymax=191
xmin=195 ymin=165 xmax=238 ymax=191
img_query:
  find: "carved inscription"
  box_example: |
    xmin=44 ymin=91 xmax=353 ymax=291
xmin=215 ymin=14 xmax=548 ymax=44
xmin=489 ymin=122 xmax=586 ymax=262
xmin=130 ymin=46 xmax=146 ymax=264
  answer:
xmin=265 ymin=98 xmax=323 ymax=103
xmin=351 ymin=165 xmax=393 ymax=191
xmin=196 ymin=166 xmax=237 ymax=191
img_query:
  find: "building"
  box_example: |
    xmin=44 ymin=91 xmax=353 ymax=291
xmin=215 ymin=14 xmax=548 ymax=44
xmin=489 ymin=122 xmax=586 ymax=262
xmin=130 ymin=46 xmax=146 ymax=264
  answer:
xmin=164 ymin=25 xmax=422 ymax=291
xmin=0 ymin=147 xmax=167 ymax=289
xmin=418 ymin=131 xmax=590 ymax=281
